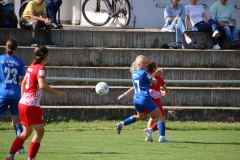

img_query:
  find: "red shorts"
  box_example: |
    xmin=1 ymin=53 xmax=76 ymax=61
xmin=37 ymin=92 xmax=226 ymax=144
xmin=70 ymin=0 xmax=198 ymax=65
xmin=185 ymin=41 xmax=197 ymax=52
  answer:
xmin=144 ymin=99 xmax=165 ymax=117
xmin=18 ymin=104 xmax=44 ymax=126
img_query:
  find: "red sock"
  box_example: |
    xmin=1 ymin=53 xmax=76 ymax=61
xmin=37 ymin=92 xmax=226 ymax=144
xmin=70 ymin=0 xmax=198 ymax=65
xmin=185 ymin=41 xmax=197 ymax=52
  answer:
xmin=10 ymin=137 xmax=24 ymax=154
xmin=28 ymin=141 xmax=40 ymax=158
xmin=151 ymin=124 xmax=158 ymax=132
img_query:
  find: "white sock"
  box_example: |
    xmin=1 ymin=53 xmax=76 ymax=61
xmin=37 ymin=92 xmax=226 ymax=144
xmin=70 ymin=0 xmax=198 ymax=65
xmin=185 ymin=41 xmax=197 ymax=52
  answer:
xmin=160 ymin=136 xmax=165 ymax=139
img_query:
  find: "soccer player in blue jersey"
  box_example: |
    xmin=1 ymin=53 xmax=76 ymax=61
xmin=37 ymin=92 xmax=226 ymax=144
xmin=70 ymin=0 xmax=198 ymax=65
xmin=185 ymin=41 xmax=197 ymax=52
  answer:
xmin=116 ymin=55 xmax=168 ymax=142
xmin=0 ymin=39 xmax=26 ymax=153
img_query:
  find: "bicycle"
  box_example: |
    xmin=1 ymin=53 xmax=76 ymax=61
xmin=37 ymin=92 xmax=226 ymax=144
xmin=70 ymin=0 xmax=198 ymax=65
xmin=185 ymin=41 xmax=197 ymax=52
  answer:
xmin=82 ymin=0 xmax=131 ymax=27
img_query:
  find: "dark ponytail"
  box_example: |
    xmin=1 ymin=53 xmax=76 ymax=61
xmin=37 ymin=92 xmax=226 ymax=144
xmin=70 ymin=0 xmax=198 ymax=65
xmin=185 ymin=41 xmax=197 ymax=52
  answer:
xmin=6 ymin=39 xmax=18 ymax=56
xmin=32 ymin=46 xmax=49 ymax=65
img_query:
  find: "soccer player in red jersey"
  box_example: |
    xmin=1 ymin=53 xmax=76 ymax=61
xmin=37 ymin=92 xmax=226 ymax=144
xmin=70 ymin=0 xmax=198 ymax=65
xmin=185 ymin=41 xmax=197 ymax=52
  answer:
xmin=118 ymin=60 xmax=168 ymax=142
xmin=5 ymin=46 xmax=66 ymax=160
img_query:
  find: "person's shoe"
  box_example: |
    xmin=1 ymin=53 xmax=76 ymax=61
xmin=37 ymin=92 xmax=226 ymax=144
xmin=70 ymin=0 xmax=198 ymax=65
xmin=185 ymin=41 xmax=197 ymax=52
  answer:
xmin=230 ymin=43 xmax=240 ymax=49
xmin=185 ymin=36 xmax=192 ymax=44
xmin=144 ymin=128 xmax=153 ymax=142
xmin=233 ymin=40 xmax=240 ymax=45
xmin=212 ymin=44 xmax=221 ymax=50
xmin=158 ymin=137 xmax=169 ymax=143
xmin=31 ymin=40 xmax=38 ymax=47
xmin=28 ymin=158 xmax=36 ymax=160
xmin=181 ymin=44 xmax=185 ymax=49
xmin=212 ymin=30 xmax=221 ymax=38
xmin=116 ymin=123 xmax=123 ymax=134
xmin=52 ymin=22 xmax=60 ymax=29
xmin=45 ymin=41 xmax=58 ymax=47
xmin=17 ymin=148 xmax=25 ymax=154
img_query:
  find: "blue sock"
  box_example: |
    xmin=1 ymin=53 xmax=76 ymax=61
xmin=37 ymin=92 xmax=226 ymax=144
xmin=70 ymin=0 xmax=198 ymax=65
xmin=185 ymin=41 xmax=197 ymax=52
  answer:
xmin=157 ymin=122 xmax=165 ymax=136
xmin=14 ymin=124 xmax=24 ymax=149
xmin=123 ymin=116 xmax=137 ymax=126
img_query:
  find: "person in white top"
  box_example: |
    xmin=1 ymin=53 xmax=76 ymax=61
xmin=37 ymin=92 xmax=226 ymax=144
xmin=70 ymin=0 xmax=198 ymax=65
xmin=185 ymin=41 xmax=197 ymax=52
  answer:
xmin=185 ymin=0 xmax=221 ymax=50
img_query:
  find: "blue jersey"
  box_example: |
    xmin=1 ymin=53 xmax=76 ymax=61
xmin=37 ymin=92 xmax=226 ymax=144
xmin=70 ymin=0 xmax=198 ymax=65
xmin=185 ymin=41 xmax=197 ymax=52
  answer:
xmin=132 ymin=69 xmax=152 ymax=97
xmin=132 ymin=69 xmax=157 ymax=113
xmin=0 ymin=54 xmax=26 ymax=99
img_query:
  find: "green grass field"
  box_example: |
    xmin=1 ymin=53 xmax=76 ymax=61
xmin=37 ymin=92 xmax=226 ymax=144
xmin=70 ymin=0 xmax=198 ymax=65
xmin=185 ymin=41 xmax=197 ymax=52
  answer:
xmin=0 ymin=120 xmax=240 ymax=160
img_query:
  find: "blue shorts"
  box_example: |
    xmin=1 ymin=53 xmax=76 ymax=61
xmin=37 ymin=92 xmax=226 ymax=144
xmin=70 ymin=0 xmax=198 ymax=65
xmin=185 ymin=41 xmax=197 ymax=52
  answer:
xmin=0 ymin=98 xmax=20 ymax=116
xmin=133 ymin=96 xmax=158 ymax=113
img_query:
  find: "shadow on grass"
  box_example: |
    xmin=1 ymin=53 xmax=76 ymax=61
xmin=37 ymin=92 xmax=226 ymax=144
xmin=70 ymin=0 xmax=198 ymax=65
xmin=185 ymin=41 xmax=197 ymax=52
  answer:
xmin=41 ymin=151 xmax=128 ymax=155
xmin=171 ymin=141 xmax=240 ymax=145
xmin=80 ymin=152 xmax=128 ymax=154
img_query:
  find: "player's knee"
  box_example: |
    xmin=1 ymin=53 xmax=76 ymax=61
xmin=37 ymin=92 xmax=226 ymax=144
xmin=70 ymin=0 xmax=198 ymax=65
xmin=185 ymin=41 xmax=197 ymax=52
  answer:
xmin=135 ymin=114 xmax=144 ymax=120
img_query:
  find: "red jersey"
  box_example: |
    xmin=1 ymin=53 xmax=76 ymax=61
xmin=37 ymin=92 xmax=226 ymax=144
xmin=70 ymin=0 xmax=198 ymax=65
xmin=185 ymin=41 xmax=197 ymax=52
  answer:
xmin=19 ymin=64 xmax=46 ymax=107
xmin=149 ymin=75 xmax=165 ymax=100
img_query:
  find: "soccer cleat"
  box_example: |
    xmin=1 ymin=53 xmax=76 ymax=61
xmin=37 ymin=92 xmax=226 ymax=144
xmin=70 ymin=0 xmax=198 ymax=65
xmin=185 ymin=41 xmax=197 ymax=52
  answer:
xmin=116 ymin=123 xmax=123 ymax=134
xmin=158 ymin=138 xmax=169 ymax=143
xmin=144 ymin=128 xmax=153 ymax=142
xmin=212 ymin=30 xmax=221 ymax=38
xmin=212 ymin=44 xmax=221 ymax=50
xmin=18 ymin=148 xmax=25 ymax=154
xmin=185 ymin=36 xmax=192 ymax=44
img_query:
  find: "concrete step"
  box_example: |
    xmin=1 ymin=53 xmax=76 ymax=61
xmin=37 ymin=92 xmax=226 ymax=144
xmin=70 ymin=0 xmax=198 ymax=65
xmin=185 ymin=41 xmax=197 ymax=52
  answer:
xmin=0 ymin=47 xmax=239 ymax=68
xmin=0 ymin=27 xmax=237 ymax=49
xmin=45 ymin=66 xmax=240 ymax=80
xmin=41 ymin=86 xmax=240 ymax=106
xmin=2 ymin=105 xmax=238 ymax=122
xmin=43 ymin=66 xmax=240 ymax=87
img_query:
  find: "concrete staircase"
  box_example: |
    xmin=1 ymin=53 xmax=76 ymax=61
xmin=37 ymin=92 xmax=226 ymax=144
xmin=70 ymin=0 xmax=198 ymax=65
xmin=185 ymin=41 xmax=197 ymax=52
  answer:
xmin=0 ymin=27 xmax=239 ymax=121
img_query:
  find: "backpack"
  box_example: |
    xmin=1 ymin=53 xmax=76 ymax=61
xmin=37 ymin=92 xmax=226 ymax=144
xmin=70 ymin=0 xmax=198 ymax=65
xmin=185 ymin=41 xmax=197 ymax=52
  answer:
xmin=0 ymin=3 xmax=18 ymax=28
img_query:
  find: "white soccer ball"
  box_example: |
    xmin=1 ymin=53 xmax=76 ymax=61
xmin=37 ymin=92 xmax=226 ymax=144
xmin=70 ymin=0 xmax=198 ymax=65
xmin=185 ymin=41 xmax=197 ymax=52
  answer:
xmin=95 ymin=82 xmax=109 ymax=95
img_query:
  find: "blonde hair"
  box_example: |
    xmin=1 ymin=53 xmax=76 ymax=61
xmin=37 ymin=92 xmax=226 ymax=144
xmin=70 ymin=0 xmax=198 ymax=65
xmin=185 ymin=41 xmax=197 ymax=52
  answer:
xmin=130 ymin=55 xmax=147 ymax=73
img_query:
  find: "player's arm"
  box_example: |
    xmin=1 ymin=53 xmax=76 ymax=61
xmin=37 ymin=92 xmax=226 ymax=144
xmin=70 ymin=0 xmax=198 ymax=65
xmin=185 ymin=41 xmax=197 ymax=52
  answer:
xmin=38 ymin=78 xmax=66 ymax=98
xmin=118 ymin=86 xmax=134 ymax=100
xmin=151 ymin=68 xmax=163 ymax=78
xmin=150 ymin=78 xmax=157 ymax=86
xmin=161 ymin=84 xmax=168 ymax=96
xmin=21 ymin=76 xmax=27 ymax=96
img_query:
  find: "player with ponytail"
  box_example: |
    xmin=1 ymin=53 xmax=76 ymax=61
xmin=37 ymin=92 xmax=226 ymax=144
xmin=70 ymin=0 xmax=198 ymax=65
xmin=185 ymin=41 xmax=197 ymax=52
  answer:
xmin=5 ymin=46 xmax=66 ymax=160
xmin=116 ymin=55 xmax=169 ymax=143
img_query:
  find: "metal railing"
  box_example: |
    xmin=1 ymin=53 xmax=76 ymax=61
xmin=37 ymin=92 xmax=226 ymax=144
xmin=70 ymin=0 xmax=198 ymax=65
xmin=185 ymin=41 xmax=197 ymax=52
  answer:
xmin=46 ymin=77 xmax=240 ymax=84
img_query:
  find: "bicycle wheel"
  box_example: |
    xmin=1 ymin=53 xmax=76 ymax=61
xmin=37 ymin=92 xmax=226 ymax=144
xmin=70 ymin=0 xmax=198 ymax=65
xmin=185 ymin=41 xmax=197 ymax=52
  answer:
xmin=114 ymin=0 xmax=131 ymax=27
xmin=82 ymin=0 xmax=111 ymax=26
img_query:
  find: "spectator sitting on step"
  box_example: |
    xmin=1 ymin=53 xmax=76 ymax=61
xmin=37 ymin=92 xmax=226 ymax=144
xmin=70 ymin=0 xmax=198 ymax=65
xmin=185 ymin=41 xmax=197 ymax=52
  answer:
xmin=209 ymin=0 xmax=240 ymax=49
xmin=185 ymin=0 xmax=221 ymax=50
xmin=19 ymin=0 xmax=58 ymax=47
xmin=0 ymin=0 xmax=6 ymax=27
xmin=164 ymin=0 xmax=192 ymax=49
xmin=44 ymin=0 xmax=62 ymax=29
